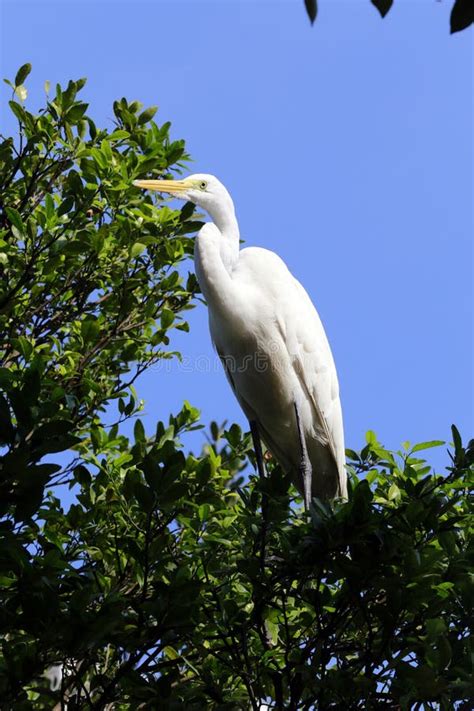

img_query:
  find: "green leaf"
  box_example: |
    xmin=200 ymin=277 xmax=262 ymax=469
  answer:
xmin=15 ymin=63 xmax=32 ymax=87
xmin=180 ymin=201 xmax=195 ymax=221
xmin=0 ymin=576 xmax=16 ymax=588
xmin=198 ymin=504 xmax=210 ymax=522
xmin=432 ymin=581 xmax=454 ymax=599
xmin=134 ymin=482 xmax=155 ymax=512
xmin=161 ymin=309 xmax=174 ymax=329
xmin=345 ymin=448 xmax=360 ymax=461
xmin=44 ymin=193 xmax=55 ymax=221
xmin=451 ymin=424 xmax=462 ymax=456
xmin=5 ymin=206 xmax=25 ymax=233
xmin=365 ymin=430 xmax=377 ymax=445
xmin=450 ymin=0 xmax=473 ymax=34
xmin=370 ymin=0 xmax=393 ymax=18
xmin=21 ymin=367 xmax=41 ymax=404
xmin=437 ymin=636 xmax=452 ymax=669
xmin=12 ymin=336 xmax=33 ymax=359
xmin=411 ymin=440 xmax=445 ymax=453
xmin=14 ymin=85 xmax=27 ymax=102
xmin=31 ymin=428 xmax=80 ymax=455
xmin=352 ymin=479 xmax=373 ymax=513
xmin=66 ymin=102 xmax=88 ymax=122
xmin=163 ymin=646 xmax=179 ymax=660
xmin=156 ymin=424 xmax=175 ymax=449
xmin=425 ymin=618 xmax=447 ymax=637
xmin=387 ymin=483 xmax=400 ymax=501
xmin=8 ymin=100 xmax=26 ymax=123
xmin=0 ymin=393 xmax=14 ymax=443
xmin=138 ymin=106 xmax=158 ymax=125
xmin=81 ymin=317 xmax=100 ymax=342
xmin=74 ymin=465 xmax=91 ymax=487
xmin=264 ymin=619 xmax=279 ymax=645
xmin=101 ymin=139 xmax=113 ymax=162
xmin=91 ymin=147 xmax=107 ymax=169
xmin=134 ymin=418 xmax=146 ymax=442
xmin=109 ymin=129 xmax=130 ymax=141
xmin=58 ymin=196 xmax=74 ymax=216
xmin=225 ymin=423 xmax=242 ymax=447
xmin=141 ymin=454 xmax=161 ymax=491
xmin=30 ymin=462 xmax=62 ymax=478
xmin=304 ymin=0 xmax=318 ymax=24
xmin=130 ymin=242 xmax=146 ymax=258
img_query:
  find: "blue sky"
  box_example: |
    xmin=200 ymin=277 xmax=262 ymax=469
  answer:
xmin=1 ymin=0 xmax=472 ymax=471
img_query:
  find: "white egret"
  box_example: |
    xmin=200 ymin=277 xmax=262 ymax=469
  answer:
xmin=134 ymin=174 xmax=347 ymax=505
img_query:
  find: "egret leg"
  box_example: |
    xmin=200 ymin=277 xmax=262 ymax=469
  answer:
xmin=249 ymin=420 xmax=266 ymax=479
xmin=294 ymin=403 xmax=312 ymax=510
xmin=250 ymin=420 xmax=269 ymax=572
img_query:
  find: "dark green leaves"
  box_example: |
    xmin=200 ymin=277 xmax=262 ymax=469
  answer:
xmin=138 ymin=105 xmax=158 ymax=125
xmin=304 ymin=0 xmax=318 ymax=24
xmin=1 ymin=65 xmax=471 ymax=710
xmin=81 ymin=317 xmax=100 ymax=343
xmin=370 ymin=0 xmax=393 ymax=19
xmin=160 ymin=308 xmax=174 ymax=329
xmin=450 ymin=0 xmax=474 ymax=33
xmin=302 ymin=0 xmax=471 ymax=33
xmin=14 ymin=63 xmax=31 ymax=87
xmin=30 ymin=420 xmax=81 ymax=456
xmin=8 ymin=100 xmax=27 ymax=123
xmin=0 ymin=393 xmax=14 ymax=444
xmin=5 ymin=206 xmax=25 ymax=233
xmin=0 ymin=68 xmax=201 ymax=702
xmin=134 ymin=418 xmax=146 ymax=443
xmin=134 ymin=481 xmax=155 ymax=512
xmin=66 ymin=101 xmax=88 ymax=122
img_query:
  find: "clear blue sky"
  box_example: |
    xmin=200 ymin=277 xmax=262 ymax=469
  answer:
xmin=1 ymin=1 xmax=472 ymax=471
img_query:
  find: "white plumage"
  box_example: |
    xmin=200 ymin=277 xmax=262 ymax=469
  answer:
xmin=134 ymin=174 xmax=347 ymax=503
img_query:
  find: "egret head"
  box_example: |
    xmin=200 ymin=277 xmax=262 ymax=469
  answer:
xmin=133 ymin=173 xmax=234 ymax=221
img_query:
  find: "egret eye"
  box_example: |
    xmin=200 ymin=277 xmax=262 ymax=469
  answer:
xmin=199 ymin=180 xmax=207 ymax=191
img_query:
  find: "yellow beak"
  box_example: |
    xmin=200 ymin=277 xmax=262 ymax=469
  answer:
xmin=133 ymin=179 xmax=189 ymax=194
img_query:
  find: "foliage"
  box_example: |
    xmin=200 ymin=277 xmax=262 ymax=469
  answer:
xmin=303 ymin=0 xmax=473 ymax=34
xmin=1 ymin=70 xmax=473 ymax=709
xmin=0 ymin=64 xmax=201 ymax=523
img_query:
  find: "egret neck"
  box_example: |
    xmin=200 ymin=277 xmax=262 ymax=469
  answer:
xmin=203 ymin=192 xmax=240 ymax=274
xmin=193 ymin=191 xmax=240 ymax=310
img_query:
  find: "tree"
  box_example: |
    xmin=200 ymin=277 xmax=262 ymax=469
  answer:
xmin=0 ymin=68 xmax=472 ymax=709
xmin=303 ymin=0 xmax=473 ymax=34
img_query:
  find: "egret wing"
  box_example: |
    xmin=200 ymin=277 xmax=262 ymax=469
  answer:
xmin=285 ymin=277 xmax=347 ymax=497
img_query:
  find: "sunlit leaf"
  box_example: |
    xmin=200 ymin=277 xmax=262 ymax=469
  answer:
xmin=411 ymin=440 xmax=445 ymax=453
xmin=14 ymin=84 xmax=27 ymax=102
